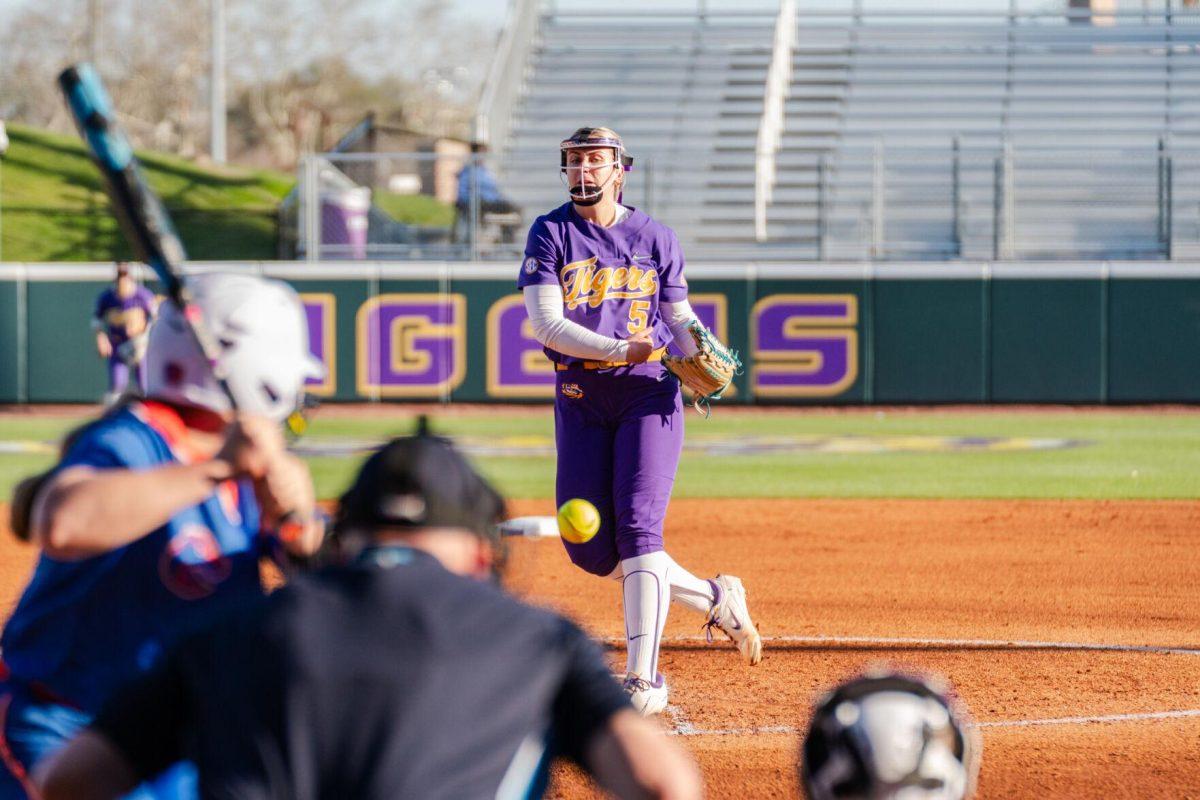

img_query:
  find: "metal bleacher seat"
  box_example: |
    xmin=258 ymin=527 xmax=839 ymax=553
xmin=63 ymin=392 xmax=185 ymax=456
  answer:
xmin=499 ymin=8 xmax=776 ymax=250
xmin=761 ymin=5 xmax=1200 ymax=260
xmin=495 ymin=2 xmax=1200 ymax=260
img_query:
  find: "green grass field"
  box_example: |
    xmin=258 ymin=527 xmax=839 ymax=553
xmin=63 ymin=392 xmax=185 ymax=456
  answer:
xmin=373 ymin=191 xmax=455 ymax=227
xmin=0 ymin=124 xmax=291 ymax=261
xmin=0 ymin=408 xmax=1196 ymax=501
xmin=0 ymin=124 xmax=457 ymax=261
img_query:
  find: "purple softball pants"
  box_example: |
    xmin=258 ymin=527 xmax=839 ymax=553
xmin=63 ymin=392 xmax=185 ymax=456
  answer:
xmin=554 ymin=362 xmax=684 ymax=576
xmin=106 ymin=355 xmax=144 ymax=395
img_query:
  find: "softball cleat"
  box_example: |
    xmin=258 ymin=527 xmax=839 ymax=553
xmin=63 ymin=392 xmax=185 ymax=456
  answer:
xmin=623 ymin=672 xmax=669 ymax=716
xmin=704 ymin=574 xmax=763 ymax=665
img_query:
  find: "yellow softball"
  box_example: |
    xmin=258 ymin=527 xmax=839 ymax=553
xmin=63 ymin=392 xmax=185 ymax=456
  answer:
xmin=557 ymin=498 xmax=601 ymax=544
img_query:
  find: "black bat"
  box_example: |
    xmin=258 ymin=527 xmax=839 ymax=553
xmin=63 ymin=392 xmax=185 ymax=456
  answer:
xmin=58 ymin=63 xmax=238 ymax=408
xmin=60 ymin=63 xmax=312 ymax=536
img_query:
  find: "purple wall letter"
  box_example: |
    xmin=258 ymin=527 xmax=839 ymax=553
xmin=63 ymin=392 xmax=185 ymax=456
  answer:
xmin=486 ymin=294 xmax=555 ymax=398
xmin=300 ymin=294 xmax=336 ymax=396
xmin=356 ymin=294 xmax=466 ymax=398
xmin=752 ymin=294 xmax=858 ymax=397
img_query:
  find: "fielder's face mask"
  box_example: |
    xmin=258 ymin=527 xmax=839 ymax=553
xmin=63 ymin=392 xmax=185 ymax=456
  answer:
xmin=800 ymin=667 xmax=980 ymax=800
xmin=560 ymin=129 xmax=634 ymax=207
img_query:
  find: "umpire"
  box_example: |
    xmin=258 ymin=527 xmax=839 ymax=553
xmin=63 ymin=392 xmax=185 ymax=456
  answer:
xmin=35 ymin=428 xmax=701 ymax=800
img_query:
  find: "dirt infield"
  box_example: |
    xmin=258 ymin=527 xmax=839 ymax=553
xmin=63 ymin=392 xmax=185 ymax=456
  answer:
xmin=503 ymin=498 xmax=1200 ymax=799
xmin=0 ymin=498 xmax=1197 ymax=797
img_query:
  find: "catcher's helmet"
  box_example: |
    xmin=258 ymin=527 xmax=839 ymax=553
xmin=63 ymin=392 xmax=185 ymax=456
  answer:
xmin=560 ymin=126 xmax=633 ymax=206
xmin=144 ymin=273 xmax=324 ymax=422
xmin=801 ymin=667 xmax=980 ymax=800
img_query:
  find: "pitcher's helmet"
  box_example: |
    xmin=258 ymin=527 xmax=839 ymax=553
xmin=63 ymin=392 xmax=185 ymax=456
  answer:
xmin=801 ymin=667 xmax=980 ymax=800
xmin=144 ymin=272 xmax=325 ymax=422
xmin=559 ymin=126 xmax=634 ymax=206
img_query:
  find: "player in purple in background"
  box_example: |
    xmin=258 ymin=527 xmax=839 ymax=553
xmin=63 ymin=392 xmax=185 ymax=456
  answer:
xmin=93 ymin=262 xmax=158 ymax=405
xmin=518 ymin=126 xmax=763 ymax=716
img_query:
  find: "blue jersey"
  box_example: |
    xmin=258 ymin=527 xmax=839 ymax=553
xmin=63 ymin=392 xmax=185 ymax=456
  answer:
xmin=0 ymin=402 xmax=265 ymax=714
xmin=457 ymin=163 xmax=505 ymax=205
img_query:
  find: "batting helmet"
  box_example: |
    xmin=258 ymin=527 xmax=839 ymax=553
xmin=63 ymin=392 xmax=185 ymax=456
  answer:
xmin=144 ymin=273 xmax=324 ymax=423
xmin=801 ymin=667 xmax=980 ymax=800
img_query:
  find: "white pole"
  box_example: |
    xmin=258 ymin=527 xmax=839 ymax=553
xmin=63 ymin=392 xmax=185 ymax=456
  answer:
xmin=88 ymin=0 xmax=99 ymax=65
xmin=0 ymin=121 xmax=8 ymax=263
xmin=210 ymin=0 xmax=226 ymax=164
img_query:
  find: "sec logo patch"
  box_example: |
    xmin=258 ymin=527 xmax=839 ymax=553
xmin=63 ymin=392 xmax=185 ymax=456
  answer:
xmin=561 ymin=383 xmax=584 ymax=399
xmin=159 ymin=523 xmax=232 ymax=600
xmin=523 ymin=257 xmax=539 ymax=275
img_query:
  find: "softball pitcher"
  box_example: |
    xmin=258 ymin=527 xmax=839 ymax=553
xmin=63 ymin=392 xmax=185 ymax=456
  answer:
xmin=0 ymin=273 xmax=325 ymax=799
xmin=518 ymin=126 xmax=762 ymax=715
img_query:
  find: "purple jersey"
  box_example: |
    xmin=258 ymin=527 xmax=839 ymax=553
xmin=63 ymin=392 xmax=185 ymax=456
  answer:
xmin=517 ymin=203 xmax=688 ymax=365
xmin=94 ymin=286 xmax=156 ymax=348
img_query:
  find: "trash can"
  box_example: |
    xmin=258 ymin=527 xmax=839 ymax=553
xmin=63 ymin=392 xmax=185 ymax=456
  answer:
xmin=321 ymin=187 xmax=371 ymax=259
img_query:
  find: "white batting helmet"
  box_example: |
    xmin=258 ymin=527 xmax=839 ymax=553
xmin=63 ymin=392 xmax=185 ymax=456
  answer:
xmin=801 ymin=667 xmax=980 ymax=800
xmin=144 ymin=273 xmax=325 ymax=422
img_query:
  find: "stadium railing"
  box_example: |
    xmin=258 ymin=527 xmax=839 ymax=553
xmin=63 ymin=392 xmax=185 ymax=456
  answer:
xmin=293 ymin=0 xmax=1200 ymax=262
xmin=475 ymin=0 xmax=542 ymax=153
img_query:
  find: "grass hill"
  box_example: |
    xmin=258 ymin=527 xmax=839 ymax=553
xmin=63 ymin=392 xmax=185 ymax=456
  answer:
xmin=0 ymin=123 xmax=295 ymax=261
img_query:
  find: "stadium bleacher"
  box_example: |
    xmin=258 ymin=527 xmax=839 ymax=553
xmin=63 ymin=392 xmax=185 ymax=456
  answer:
xmin=499 ymin=10 xmax=775 ymax=253
xmin=491 ymin=1 xmax=1200 ymax=261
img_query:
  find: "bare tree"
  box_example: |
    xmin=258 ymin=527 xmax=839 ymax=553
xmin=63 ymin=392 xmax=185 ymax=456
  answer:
xmin=0 ymin=0 xmax=497 ymax=168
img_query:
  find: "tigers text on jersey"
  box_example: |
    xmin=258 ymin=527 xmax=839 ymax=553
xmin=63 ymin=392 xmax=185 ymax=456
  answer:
xmin=518 ymin=203 xmax=688 ymax=365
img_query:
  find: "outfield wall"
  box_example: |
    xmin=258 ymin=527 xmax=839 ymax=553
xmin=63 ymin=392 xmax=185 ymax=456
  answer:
xmin=1 ymin=262 xmax=1198 ymax=404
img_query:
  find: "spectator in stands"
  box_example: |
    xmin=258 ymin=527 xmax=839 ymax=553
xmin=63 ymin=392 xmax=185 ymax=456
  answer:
xmin=92 ymin=262 xmax=157 ymax=405
xmin=454 ymin=141 xmax=523 ymax=244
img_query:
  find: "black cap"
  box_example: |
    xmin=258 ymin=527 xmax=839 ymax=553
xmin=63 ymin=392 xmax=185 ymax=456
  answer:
xmin=334 ymin=425 xmax=506 ymax=544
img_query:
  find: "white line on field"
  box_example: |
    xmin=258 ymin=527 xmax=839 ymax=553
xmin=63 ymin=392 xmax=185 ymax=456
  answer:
xmin=670 ymin=724 xmax=800 ymax=737
xmin=603 ymin=634 xmax=1200 ymax=736
xmin=668 ymin=710 xmax=1200 ymax=737
xmin=603 ymin=634 xmax=1200 ymax=656
xmin=665 ymin=703 xmax=698 ymax=735
xmin=975 ymin=709 xmax=1200 ymax=728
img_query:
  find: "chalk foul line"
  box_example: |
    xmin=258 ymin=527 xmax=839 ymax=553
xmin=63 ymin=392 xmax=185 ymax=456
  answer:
xmin=606 ymin=633 xmax=1200 ymax=736
xmin=668 ymin=710 xmax=1200 ymax=737
xmin=602 ymin=634 xmax=1200 ymax=657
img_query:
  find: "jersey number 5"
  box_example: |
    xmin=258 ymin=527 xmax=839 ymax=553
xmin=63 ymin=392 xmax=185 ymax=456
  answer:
xmin=627 ymin=300 xmax=650 ymax=334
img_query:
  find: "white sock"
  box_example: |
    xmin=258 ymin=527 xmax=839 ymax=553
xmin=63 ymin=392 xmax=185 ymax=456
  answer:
xmin=620 ymin=552 xmax=671 ymax=680
xmin=663 ymin=552 xmax=717 ymax=616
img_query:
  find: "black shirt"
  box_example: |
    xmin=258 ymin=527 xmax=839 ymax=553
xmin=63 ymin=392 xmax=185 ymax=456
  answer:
xmin=93 ymin=547 xmax=629 ymax=800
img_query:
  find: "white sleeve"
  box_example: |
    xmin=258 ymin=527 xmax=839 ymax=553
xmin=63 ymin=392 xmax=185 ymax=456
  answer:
xmin=660 ymin=299 xmax=700 ymax=356
xmin=523 ymin=285 xmax=630 ymax=361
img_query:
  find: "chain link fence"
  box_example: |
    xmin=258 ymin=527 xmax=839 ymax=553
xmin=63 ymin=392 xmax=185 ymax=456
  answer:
xmin=281 ymin=150 xmax=672 ymax=262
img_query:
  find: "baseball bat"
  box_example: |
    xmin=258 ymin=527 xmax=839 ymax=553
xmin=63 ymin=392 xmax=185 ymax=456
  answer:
xmin=57 ymin=63 xmax=237 ymax=408
xmin=59 ymin=64 xmax=308 ymax=537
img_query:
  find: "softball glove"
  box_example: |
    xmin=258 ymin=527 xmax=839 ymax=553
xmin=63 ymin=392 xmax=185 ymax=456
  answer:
xmin=662 ymin=320 xmax=742 ymax=417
